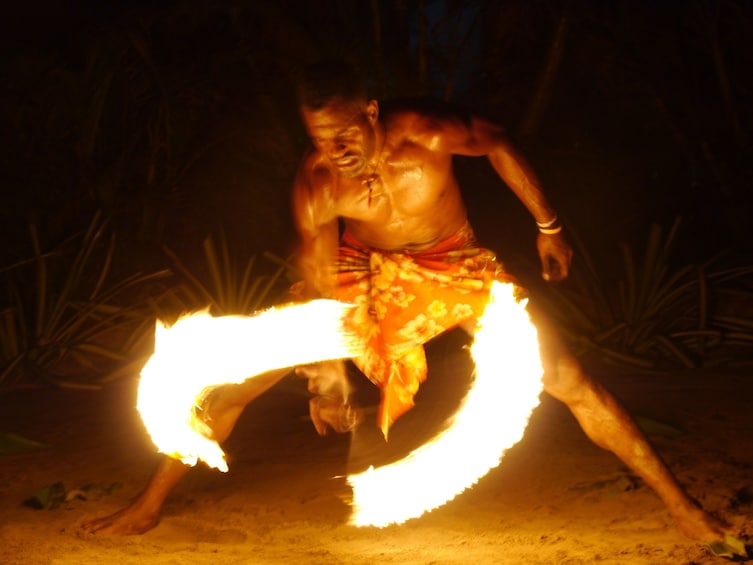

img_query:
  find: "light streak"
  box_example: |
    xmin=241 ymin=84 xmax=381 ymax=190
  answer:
xmin=347 ymin=282 xmax=543 ymax=527
xmin=137 ymin=300 xmax=362 ymax=472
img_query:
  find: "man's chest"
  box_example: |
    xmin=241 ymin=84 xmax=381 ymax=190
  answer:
xmin=336 ymin=149 xmax=448 ymax=218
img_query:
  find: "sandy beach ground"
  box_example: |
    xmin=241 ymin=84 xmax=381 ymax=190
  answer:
xmin=1 ymin=330 xmax=751 ymax=565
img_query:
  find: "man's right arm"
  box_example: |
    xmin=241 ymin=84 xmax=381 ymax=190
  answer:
xmin=291 ymin=162 xmax=340 ymax=299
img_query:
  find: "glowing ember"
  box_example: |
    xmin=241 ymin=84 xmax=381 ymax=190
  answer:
xmin=137 ymin=300 xmax=363 ymax=472
xmin=347 ymin=281 xmax=543 ymax=527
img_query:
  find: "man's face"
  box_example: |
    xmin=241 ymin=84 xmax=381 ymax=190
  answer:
xmin=301 ymin=96 xmax=378 ymax=178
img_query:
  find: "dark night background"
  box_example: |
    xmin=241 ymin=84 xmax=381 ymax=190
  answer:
xmin=3 ymin=0 xmax=752 ymax=261
xmin=1 ymin=0 xmax=752 ymax=383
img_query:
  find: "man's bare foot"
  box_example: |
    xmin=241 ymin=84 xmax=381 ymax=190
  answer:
xmin=81 ymin=501 xmax=160 ymax=536
xmin=671 ymin=502 xmax=732 ymax=542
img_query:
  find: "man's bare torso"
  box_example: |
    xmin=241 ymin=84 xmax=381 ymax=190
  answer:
xmin=305 ymin=108 xmax=469 ymax=251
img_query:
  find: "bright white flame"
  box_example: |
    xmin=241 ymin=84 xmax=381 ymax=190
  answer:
xmin=137 ymin=300 xmax=363 ymax=472
xmin=347 ymin=281 xmax=543 ymax=527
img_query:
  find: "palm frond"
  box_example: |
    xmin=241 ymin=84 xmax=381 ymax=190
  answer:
xmin=0 ymin=213 xmax=176 ymax=389
xmin=165 ymin=231 xmax=293 ymax=316
xmin=539 ymin=218 xmax=753 ymax=370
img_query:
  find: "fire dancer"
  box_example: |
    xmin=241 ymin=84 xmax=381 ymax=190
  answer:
xmin=290 ymin=60 xmax=737 ymax=550
xmin=83 ymin=60 xmax=738 ymax=554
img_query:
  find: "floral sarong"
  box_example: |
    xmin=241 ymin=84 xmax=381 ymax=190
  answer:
xmin=334 ymin=223 xmax=518 ymax=438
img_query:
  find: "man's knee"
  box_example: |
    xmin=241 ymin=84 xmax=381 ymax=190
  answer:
xmin=528 ymin=301 xmax=591 ymax=403
xmin=540 ymin=351 xmax=590 ymax=404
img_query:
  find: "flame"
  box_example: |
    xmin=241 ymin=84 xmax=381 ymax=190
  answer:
xmin=137 ymin=300 xmax=363 ymax=472
xmin=347 ymin=281 xmax=543 ymax=527
xmin=137 ymin=284 xmax=542 ymax=524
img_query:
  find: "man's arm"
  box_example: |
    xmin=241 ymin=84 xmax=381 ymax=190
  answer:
xmin=430 ymin=111 xmax=573 ymax=281
xmin=482 ymin=128 xmax=573 ymax=282
xmin=291 ymin=162 xmax=340 ymax=298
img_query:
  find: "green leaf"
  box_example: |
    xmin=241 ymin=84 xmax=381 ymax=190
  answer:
xmin=707 ymin=534 xmax=751 ymax=560
xmin=24 ymin=481 xmax=122 ymax=510
xmin=24 ymin=482 xmax=66 ymax=510
xmin=0 ymin=432 xmax=48 ymax=454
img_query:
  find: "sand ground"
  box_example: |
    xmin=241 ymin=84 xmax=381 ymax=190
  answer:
xmin=1 ymin=331 xmax=751 ymax=565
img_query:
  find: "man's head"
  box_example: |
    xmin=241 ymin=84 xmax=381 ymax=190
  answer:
xmin=296 ymin=59 xmax=368 ymax=111
xmin=296 ymin=60 xmax=380 ymax=178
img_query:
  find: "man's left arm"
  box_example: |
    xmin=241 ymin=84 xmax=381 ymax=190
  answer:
xmin=443 ymin=113 xmax=573 ymax=282
xmin=486 ymin=132 xmax=573 ymax=282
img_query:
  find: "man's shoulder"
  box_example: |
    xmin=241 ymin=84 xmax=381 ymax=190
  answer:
xmin=381 ymin=97 xmax=473 ymax=125
xmin=382 ymin=97 xmax=474 ymax=147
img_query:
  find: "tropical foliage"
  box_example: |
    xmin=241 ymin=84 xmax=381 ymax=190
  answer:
xmin=534 ymin=219 xmax=753 ymax=371
xmin=0 ymin=213 xmax=175 ymax=389
xmin=0 ymin=215 xmax=296 ymax=391
xmin=164 ymin=232 xmax=293 ymax=317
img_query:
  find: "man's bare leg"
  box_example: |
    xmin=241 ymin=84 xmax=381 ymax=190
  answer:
xmin=82 ymin=368 xmax=290 ymax=535
xmin=529 ymin=305 xmax=731 ymax=542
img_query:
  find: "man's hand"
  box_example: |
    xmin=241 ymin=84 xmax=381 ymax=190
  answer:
xmin=536 ymin=232 xmax=573 ymax=282
xmin=296 ymin=360 xmax=363 ymax=435
xmin=308 ymin=395 xmax=363 ymax=435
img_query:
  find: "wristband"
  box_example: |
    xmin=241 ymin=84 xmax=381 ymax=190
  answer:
xmin=536 ymin=215 xmax=562 ymax=235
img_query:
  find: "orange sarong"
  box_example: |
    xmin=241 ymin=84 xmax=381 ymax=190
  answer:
xmin=334 ymin=223 xmax=517 ymax=439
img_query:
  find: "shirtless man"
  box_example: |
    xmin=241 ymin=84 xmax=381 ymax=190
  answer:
xmin=83 ymin=60 xmax=734 ymax=551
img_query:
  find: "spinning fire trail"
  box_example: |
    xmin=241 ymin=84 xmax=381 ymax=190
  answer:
xmin=137 ymin=281 xmax=543 ymax=525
